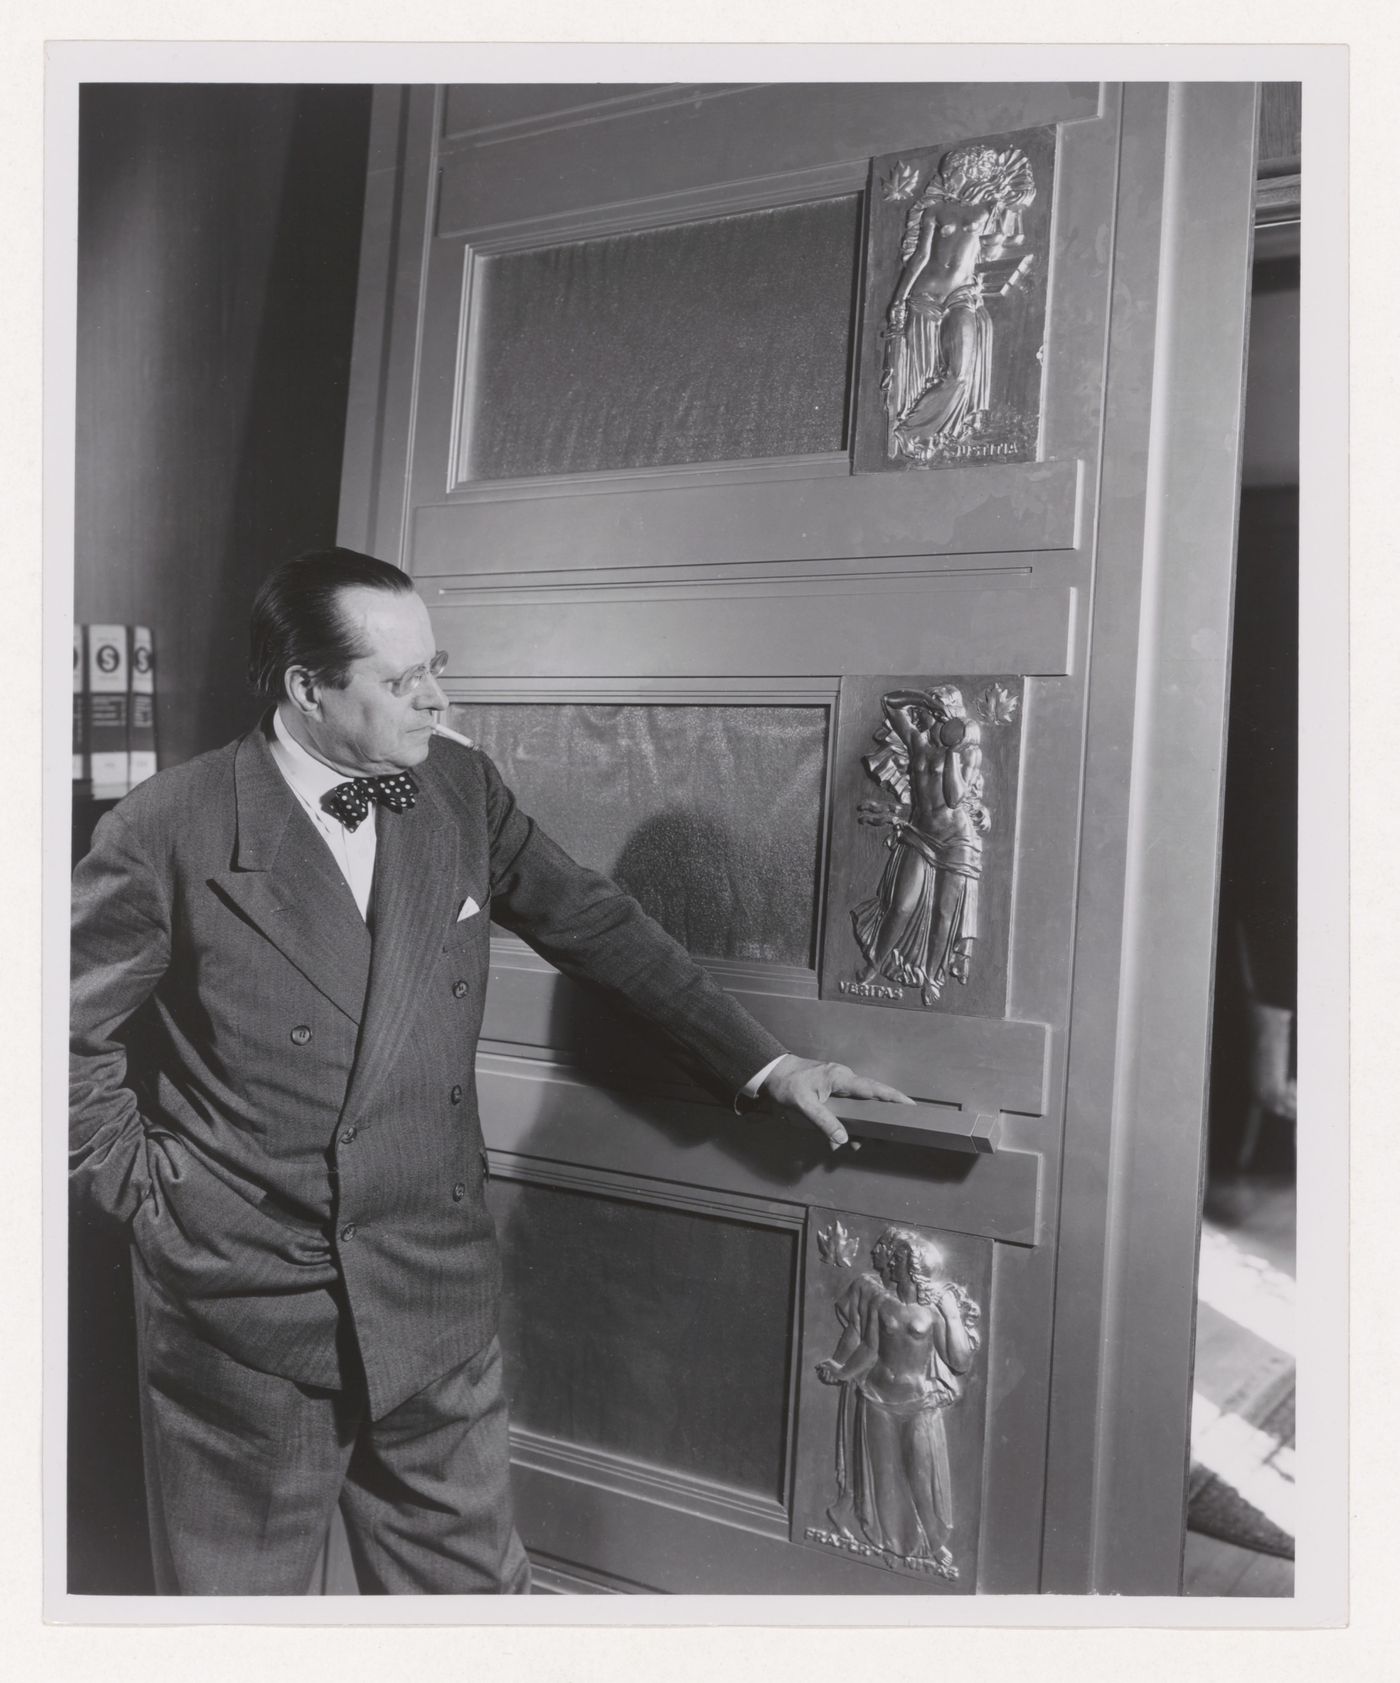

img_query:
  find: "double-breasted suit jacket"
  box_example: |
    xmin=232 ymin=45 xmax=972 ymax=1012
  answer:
xmin=71 ymin=718 xmax=785 ymax=1418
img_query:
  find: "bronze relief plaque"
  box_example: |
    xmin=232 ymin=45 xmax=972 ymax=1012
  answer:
xmin=792 ymin=1210 xmax=993 ymax=1588
xmin=820 ymin=675 xmax=1024 ymax=1017
xmin=853 ymin=125 xmax=1057 ymax=473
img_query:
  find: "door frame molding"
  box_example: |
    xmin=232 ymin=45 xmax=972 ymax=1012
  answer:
xmin=1040 ymin=81 xmax=1258 ymax=1593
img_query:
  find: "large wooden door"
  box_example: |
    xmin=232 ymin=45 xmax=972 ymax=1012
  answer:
xmin=338 ymin=81 xmax=1257 ymax=1594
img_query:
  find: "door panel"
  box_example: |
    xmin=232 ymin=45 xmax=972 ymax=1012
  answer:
xmin=340 ymin=80 xmax=1256 ymax=1593
xmin=457 ymin=195 xmax=862 ymax=480
xmin=492 ymin=1174 xmax=798 ymax=1497
xmin=427 ymin=582 xmax=1076 ymax=681
xmin=433 ymin=83 xmax=1101 ymax=245
xmin=409 ymin=460 xmax=1082 ymax=568
xmin=448 ymin=700 xmax=828 ymax=965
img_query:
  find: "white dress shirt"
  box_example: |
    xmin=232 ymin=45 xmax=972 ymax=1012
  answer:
xmin=269 ymin=708 xmax=379 ymax=921
xmin=268 ymin=706 xmax=784 ymax=1094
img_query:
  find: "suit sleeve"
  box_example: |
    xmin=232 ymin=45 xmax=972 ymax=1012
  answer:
xmin=477 ymin=755 xmax=787 ymax=1102
xmin=70 ymin=808 xmax=172 ymax=1226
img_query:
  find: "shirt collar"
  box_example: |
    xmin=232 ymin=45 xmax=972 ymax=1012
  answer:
xmin=270 ymin=706 xmax=358 ymax=807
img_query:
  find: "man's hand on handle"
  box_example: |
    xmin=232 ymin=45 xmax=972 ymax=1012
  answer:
xmin=759 ymin=1055 xmax=914 ymax=1152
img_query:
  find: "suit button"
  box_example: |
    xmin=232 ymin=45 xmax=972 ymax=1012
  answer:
xmin=290 ymin=1025 xmax=313 ymax=1046
xmin=340 ymin=1127 xmax=358 ymax=1145
xmin=339 ymin=1222 xmax=357 ymax=1242
xmin=452 ymin=979 xmax=469 ymax=999
xmin=452 ymin=1182 xmax=466 ymax=1202
xmin=450 ymin=1085 xmax=463 ymax=1105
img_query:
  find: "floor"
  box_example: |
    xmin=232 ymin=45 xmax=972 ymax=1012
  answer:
xmin=1183 ymin=1526 xmax=1294 ymax=1596
xmin=1183 ymin=1149 xmax=1296 ymax=1598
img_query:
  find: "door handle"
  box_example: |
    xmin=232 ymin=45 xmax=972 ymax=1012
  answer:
xmin=830 ymin=1100 xmax=1001 ymax=1156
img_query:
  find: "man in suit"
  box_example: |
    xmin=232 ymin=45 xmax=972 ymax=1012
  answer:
xmin=70 ymin=548 xmax=909 ymax=1595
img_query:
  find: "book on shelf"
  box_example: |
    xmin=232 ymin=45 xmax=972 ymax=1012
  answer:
xmin=76 ymin=622 xmax=159 ymax=798
xmin=129 ymin=625 xmax=156 ymax=787
xmin=73 ymin=624 xmax=87 ymax=782
xmin=84 ymin=623 xmax=130 ymax=799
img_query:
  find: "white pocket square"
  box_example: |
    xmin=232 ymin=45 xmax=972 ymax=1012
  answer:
xmin=456 ymin=896 xmax=482 ymax=922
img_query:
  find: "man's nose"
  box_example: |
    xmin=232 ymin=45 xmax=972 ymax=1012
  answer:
xmin=415 ymin=673 xmax=449 ymax=712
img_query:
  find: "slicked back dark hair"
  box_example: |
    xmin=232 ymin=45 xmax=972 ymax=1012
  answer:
xmin=248 ymin=548 xmax=414 ymax=703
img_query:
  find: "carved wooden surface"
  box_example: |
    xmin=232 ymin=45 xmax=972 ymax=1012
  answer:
xmin=822 ymin=675 xmax=1024 ymax=1018
xmin=341 ymin=78 xmax=1258 ymax=1596
xmin=476 ymin=1059 xmax=1045 ymax=1246
xmin=792 ymin=1209 xmax=993 ymax=1589
xmin=854 ymin=126 xmax=1057 ymax=473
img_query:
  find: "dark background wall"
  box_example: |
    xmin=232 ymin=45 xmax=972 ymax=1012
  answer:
xmin=75 ymin=82 xmax=372 ymax=768
xmin=1201 ymin=82 xmax=1300 ymax=1175
xmin=69 ymin=82 xmax=371 ymax=1595
xmin=1232 ymin=251 xmax=1300 ymax=1005
xmin=1207 ymin=249 xmax=1299 ymax=1174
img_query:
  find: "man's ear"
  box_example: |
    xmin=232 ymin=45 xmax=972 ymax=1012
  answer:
xmin=285 ymin=666 xmax=321 ymax=718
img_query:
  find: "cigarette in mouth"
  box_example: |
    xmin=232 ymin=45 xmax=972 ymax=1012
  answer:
xmin=430 ymin=721 xmax=476 ymax=748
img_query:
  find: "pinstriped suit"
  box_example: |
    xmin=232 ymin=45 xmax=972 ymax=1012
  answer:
xmin=70 ymin=714 xmax=785 ymax=1588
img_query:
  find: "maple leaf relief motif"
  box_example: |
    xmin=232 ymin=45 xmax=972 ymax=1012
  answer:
xmin=817 ymin=1220 xmax=862 ymax=1267
xmin=881 ymin=161 xmax=921 ymax=203
xmin=976 ymin=683 xmax=1020 ymax=726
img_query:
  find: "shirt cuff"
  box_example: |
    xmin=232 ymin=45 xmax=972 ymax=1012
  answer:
xmin=735 ymin=1053 xmax=788 ymax=1114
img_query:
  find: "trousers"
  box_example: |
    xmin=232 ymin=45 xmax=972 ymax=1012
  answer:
xmin=132 ymin=1250 xmax=531 ymax=1595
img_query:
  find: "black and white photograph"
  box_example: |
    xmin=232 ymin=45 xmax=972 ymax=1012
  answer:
xmin=37 ymin=32 xmax=1355 ymax=1643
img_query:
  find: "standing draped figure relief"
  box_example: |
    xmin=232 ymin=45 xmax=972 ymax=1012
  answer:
xmin=876 ymin=141 xmax=1039 ymax=466
xmin=814 ymin=1225 xmax=983 ymax=1579
xmin=851 ymin=686 xmax=989 ymax=1007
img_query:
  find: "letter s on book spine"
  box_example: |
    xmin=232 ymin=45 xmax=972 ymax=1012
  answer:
xmin=86 ymin=623 xmax=130 ymax=799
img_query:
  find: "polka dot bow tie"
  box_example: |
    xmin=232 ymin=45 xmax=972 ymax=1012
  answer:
xmin=323 ymin=771 xmax=418 ymax=833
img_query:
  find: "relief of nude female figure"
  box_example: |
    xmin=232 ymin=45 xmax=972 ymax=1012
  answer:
xmin=815 ymin=1225 xmax=982 ymax=1575
xmin=881 ymin=142 xmax=1036 ymax=463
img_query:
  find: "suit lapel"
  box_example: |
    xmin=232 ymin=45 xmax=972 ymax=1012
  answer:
xmin=210 ymin=722 xmax=373 ymax=1024
xmin=340 ymin=768 xmax=457 ymax=1125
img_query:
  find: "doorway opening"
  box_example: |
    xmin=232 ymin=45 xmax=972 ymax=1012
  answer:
xmin=1185 ymin=103 xmax=1299 ymax=1596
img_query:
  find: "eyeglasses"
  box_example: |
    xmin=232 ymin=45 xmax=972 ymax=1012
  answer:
xmin=387 ymin=650 xmax=449 ymax=698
